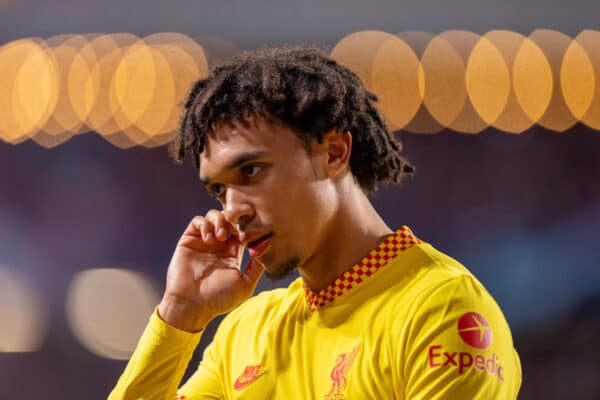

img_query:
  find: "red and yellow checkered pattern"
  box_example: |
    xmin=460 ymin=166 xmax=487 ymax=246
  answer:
xmin=303 ymin=226 xmax=423 ymax=312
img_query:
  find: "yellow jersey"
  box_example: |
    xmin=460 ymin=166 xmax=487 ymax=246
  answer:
xmin=110 ymin=226 xmax=521 ymax=399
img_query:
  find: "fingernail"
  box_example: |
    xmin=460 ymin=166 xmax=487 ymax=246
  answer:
xmin=204 ymin=232 xmax=213 ymax=241
xmin=217 ymin=228 xmax=226 ymax=238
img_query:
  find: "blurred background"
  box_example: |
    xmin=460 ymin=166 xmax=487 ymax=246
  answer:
xmin=1 ymin=0 xmax=599 ymax=399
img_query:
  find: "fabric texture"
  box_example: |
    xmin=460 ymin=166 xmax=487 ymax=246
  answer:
xmin=110 ymin=227 xmax=521 ymax=399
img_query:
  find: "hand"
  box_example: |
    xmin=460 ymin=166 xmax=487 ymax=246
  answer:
xmin=158 ymin=210 xmax=264 ymax=332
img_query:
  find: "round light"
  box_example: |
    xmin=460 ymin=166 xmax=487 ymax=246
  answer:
xmin=466 ymin=35 xmax=511 ymax=127
xmin=476 ymin=31 xmax=543 ymax=133
xmin=141 ymin=33 xmax=209 ymax=147
xmin=561 ymin=38 xmax=595 ymax=122
xmin=66 ymin=268 xmax=159 ymax=360
xmin=371 ymin=35 xmax=423 ymax=130
xmin=110 ymin=42 xmax=173 ymax=145
xmin=421 ymin=34 xmax=466 ymax=131
xmin=527 ymin=29 xmax=577 ymax=132
xmin=33 ymin=34 xmax=90 ymax=147
xmin=397 ymin=31 xmax=444 ymax=134
xmin=83 ymin=33 xmax=141 ymax=148
xmin=330 ymin=30 xmax=396 ymax=90
xmin=0 ymin=265 xmax=48 ymax=352
xmin=565 ymin=30 xmax=600 ymax=130
xmin=438 ymin=30 xmax=488 ymax=133
xmin=331 ymin=31 xmax=425 ymax=132
xmin=512 ymin=37 xmax=553 ymax=129
xmin=67 ymin=33 xmax=103 ymax=130
xmin=0 ymin=38 xmax=58 ymax=144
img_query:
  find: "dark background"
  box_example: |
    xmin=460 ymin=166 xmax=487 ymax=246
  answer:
xmin=1 ymin=0 xmax=599 ymax=398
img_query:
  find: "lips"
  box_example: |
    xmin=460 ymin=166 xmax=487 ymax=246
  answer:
xmin=247 ymin=233 xmax=273 ymax=258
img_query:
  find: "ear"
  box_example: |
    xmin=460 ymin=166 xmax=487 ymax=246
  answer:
xmin=318 ymin=129 xmax=352 ymax=178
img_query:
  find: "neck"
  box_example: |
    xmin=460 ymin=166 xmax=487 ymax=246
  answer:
xmin=299 ymin=182 xmax=392 ymax=292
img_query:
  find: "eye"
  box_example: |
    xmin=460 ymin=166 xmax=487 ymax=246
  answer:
xmin=241 ymin=164 xmax=262 ymax=178
xmin=210 ymin=183 xmax=226 ymax=197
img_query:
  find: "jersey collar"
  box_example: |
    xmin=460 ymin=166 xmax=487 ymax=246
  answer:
xmin=302 ymin=226 xmax=423 ymax=312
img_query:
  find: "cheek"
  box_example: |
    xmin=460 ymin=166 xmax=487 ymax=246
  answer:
xmin=261 ymin=160 xmax=338 ymax=232
xmin=294 ymin=180 xmax=338 ymax=229
xmin=266 ymin=165 xmax=313 ymax=208
xmin=314 ymin=182 xmax=338 ymax=219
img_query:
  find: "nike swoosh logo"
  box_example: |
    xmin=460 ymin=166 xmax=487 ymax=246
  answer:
xmin=233 ymin=371 xmax=266 ymax=390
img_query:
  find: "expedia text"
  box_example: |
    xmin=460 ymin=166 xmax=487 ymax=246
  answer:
xmin=428 ymin=345 xmax=504 ymax=381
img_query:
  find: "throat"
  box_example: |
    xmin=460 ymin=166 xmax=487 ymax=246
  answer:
xmin=299 ymin=225 xmax=392 ymax=293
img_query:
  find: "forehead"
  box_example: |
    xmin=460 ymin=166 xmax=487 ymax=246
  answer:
xmin=198 ymin=117 xmax=306 ymax=176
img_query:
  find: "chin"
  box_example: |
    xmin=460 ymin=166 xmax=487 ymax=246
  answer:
xmin=263 ymin=256 xmax=300 ymax=281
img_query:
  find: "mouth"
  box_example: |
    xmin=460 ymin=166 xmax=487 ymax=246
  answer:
xmin=247 ymin=233 xmax=273 ymax=258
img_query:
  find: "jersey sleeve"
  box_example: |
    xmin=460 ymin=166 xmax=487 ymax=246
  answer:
xmin=397 ymin=275 xmax=522 ymax=400
xmin=176 ymin=339 xmax=224 ymax=399
xmin=108 ymin=308 xmax=207 ymax=400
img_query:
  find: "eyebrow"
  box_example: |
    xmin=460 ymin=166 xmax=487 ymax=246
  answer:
xmin=199 ymin=150 xmax=270 ymax=186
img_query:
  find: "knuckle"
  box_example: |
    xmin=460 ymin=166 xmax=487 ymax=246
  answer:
xmin=191 ymin=217 xmax=212 ymax=233
xmin=207 ymin=209 xmax=225 ymax=223
xmin=192 ymin=215 xmax=206 ymax=223
xmin=191 ymin=216 xmax=204 ymax=229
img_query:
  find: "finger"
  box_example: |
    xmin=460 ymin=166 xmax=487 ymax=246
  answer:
xmin=188 ymin=216 xmax=204 ymax=235
xmin=205 ymin=210 xmax=237 ymax=241
xmin=192 ymin=218 xmax=216 ymax=242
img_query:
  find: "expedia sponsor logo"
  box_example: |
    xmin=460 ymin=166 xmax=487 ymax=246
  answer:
xmin=458 ymin=312 xmax=493 ymax=349
xmin=427 ymin=312 xmax=504 ymax=381
xmin=428 ymin=345 xmax=504 ymax=381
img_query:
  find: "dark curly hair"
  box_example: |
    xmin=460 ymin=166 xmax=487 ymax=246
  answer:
xmin=170 ymin=46 xmax=414 ymax=192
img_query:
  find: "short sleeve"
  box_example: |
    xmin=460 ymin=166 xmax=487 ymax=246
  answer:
xmin=397 ymin=275 xmax=522 ymax=400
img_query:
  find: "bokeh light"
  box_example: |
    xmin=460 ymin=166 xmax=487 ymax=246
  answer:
xmin=371 ymin=35 xmax=423 ymax=131
xmin=420 ymin=33 xmax=466 ymax=130
xmin=67 ymin=33 xmax=101 ymax=133
xmin=66 ymin=268 xmax=159 ymax=360
xmin=0 ymin=265 xmax=49 ymax=352
xmin=1 ymin=29 xmax=600 ymax=146
xmin=86 ymin=33 xmax=142 ymax=148
xmin=140 ymin=33 xmax=209 ymax=148
xmin=561 ymin=37 xmax=595 ymax=123
xmin=110 ymin=41 xmax=175 ymax=145
xmin=528 ymin=29 xmax=578 ymax=132
xmin=13 ymin=39 xmax=59 ymax=140
xmin=565 ymin=30 xmax=600 ymax=130
xmin=32 ymin=34 xmax=90 ymax=148
xmin=512 ymin=35 xmax=554 ymax=128
xmin=397 ymin=31 xmax=445 ymax=134
xmin=0 ymin=38 xmax=58 ymax=144
xmin=466 ymin=34 xmax=510 ymax=127
xmin=332 ymin=31 xmax=425 ymax=131
xmin=330 ymin=30 xmax=395 ymax=90
xmin=422 ymin=31 xmax=488 ymax=134
xmin=476 ymin=31 xmax=548 ymax=133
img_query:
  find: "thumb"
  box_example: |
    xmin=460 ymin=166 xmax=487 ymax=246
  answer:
xmin=241 ymin=259 xmax=264 ymax=290
xmin=222 ymin=236 xmax=242 ymax=259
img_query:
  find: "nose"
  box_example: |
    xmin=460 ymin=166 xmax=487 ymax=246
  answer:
xmin=222 ymin=187 xmax=254 ymax=226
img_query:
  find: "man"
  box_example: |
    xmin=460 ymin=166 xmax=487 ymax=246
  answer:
xmin=110 ymin=47 xmax=521 ymax=399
